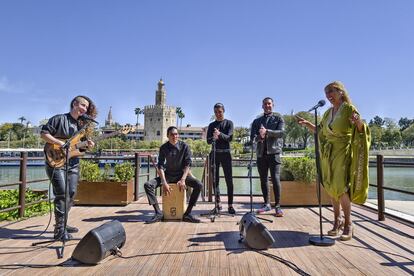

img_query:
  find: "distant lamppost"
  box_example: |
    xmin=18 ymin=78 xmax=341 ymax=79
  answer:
xmin=7 ymin=130 xmax=11 ymax=148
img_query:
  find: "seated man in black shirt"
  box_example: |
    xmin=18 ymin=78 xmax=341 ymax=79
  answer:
xmin=144 ymin=126 xmax=203 ymax=223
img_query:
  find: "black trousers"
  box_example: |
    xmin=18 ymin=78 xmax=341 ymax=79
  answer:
xmin=210 ymin=151 xmax=234 ymax=205
xmin=257 ymin=153 xmax=281 ymax=206
xmin=144 ymin=175 xmax=202 ymax=209
xmin=45 ymin=161 xmax=79 ymax=220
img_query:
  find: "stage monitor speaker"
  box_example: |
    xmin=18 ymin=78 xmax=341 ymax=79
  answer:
xmin=72 ymin=220 xmax=126 ymax=265
xmin=239 ymin=212 xmax=275 ymax=250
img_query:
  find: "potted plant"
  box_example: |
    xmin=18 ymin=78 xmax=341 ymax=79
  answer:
xmin=75 ymin=160 xmax=135 ymax=206
xmin=270 ymin=156 xmax=331 ymax=206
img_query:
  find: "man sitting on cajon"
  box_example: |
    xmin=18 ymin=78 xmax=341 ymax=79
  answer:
xmin=144 ymin=126 xmax=203 ymax=223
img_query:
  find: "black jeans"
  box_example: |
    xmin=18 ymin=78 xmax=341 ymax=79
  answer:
xmin=144 ymin=175 xmax=202 ymax=210
xmin=257 ymin=153 xmax=281 ymax=206
xmin=45 ymin=161 xmax=79 ymax=219
xmin=210 ymin=151 xmax=234 ymax=205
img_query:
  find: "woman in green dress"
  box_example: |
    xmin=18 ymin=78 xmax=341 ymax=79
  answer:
xmin=296 ymin=81 xmax=371 ymax=241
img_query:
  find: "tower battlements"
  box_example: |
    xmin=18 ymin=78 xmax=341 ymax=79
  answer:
xmin=143 ymin=79 xmax=177 ymax=142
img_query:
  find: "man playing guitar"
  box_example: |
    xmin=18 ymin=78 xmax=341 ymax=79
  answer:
xmin=41 ymin=95 xmax=97 ymax=240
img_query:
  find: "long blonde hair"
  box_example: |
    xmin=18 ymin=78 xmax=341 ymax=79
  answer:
xmin=324 ymin=81 xmax=352 ymax=105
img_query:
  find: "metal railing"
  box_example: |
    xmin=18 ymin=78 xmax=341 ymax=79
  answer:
xmin=0 ymin=152 xmax=155 ymax=218
xmin=1 ymin=152 xmax=413 ymax=222
xmin=370 ymin=154 xmax=414 ymax=221
xmin=0 ymin=152 xmax=49 ymax=217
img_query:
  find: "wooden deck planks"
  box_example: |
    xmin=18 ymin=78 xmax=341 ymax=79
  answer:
xmin=0 ymin=196 xmax=413 ymax=275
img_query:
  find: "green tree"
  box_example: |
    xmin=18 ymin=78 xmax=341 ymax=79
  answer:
xmin=369 ymin=116 xmax=384 ymax=127
xmin=233 ymin=127 xmax=249 ymax=142
xmin=149 ymin=140 xmax=162 ymax=149
xmin=18 ymin=116 xmax=26 ymax=125
xmin=11 ymin=123 xmax=25 ymax=140
xmin=185 ymin=139 xmax=209 ymax=157
xmin=398 ymin=117 xmax=413 ymax=132
xmin=134 ymin=107 xmax=144 ymax=126
xmin=402 ymin=124 xmax=414 ymax=146
xmin=0 ymin=123 xmax=14 ymax=140
xmin=231 ymin=141 xmax=243 ymax=156
xmin=176 ymin=107 xmax=185 ymax=131
xmin=369 ymin=125 xmax=383 ymax=149
xmin=283 ymin=115 xmax=301 ymax=146
xmin=290 ymin=111 xmax=314 ymax=148
xmin=384 ymin=117 xmax=398 ymax=129
xmin=382 ymin=128 xmax=402 ymax=147
xmin=22 ymin=121 xmax=31 ymax=148
xmin=176 ymin=107 xmax=182 ymax=127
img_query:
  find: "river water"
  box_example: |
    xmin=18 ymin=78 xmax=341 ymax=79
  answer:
xmin=1 ymin=165 xmax=413 ymax=201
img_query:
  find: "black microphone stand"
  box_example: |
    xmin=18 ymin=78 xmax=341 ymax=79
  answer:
xmin=309 ymin=107 xmax=335 ymax=246
xmin=201 ymin=139 xmax=233 ymax=222
xmin=247 ymin=137 xmax=273 ymax=223
xmin=238 ymin=136 xmax=273 ymax=245
xmin=32 ymin=125 xmax=88 ymax=257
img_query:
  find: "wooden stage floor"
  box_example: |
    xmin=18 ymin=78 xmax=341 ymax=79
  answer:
xmin=0 ymin=196 xmax=413 ymax=275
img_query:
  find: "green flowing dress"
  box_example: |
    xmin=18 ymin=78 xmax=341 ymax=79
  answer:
xmin=318 ymin=103 xmax=371 ymax=204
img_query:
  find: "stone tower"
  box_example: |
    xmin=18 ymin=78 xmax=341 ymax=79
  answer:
xmin=105 ymin=106 xmax=114 ymax=127
xmin=144 ymin=79 xmax=176 ymax=142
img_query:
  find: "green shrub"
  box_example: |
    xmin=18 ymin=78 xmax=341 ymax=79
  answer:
xmin=113 ymin=162 xmax=134 ymax=182
xmin=0 ymin=189 xmax=51 ymax=221
xmin=80 ymin=160 xmax=134 ymax=182
xmin=79 ymin=160 xmax=102 ymax=181
xmin=282 ymin=157 xmax=316 ymax=183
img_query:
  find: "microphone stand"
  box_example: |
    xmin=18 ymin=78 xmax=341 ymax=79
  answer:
xmin=201 ymin=139 xmax=233 ymax=222
xmin=32 ymin=124 xmax=88 ymax=257
xmin=238 ymin=137 xmax=273 ymax=244
xmin=247 ymin=137 xmax=272 ymax=223
xmin=309 ymin=107 xmax=335 ymax=246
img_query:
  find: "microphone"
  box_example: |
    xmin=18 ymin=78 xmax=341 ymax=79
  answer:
xmin=80 ymin=114 xmax=99 ymax=124
xmin=307 ymin=100 xmax=326 ymax=112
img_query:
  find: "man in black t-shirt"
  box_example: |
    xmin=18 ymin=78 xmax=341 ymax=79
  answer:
xmin=144 ymin=126 xmax=203 ymax=223
xmin=41 ymin=95 xmax=97 ymax=240
xmin=206 ymin=103 xmax=235 ymax=214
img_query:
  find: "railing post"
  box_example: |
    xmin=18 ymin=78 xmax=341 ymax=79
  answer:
xmin=19 ymin=152 xmax=28 ymax=218
xmin=377 ymin=154 xmax=385 ymax=221
xmin=134 ymin=153 xmax=140 ymax=201
xmin=207 ymin=154 xmax=212 ymax=202
xmin=147 ymin=155 xmax=151 ymax=182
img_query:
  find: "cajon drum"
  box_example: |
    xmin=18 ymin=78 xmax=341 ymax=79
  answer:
xmin=162 ymin=183 xmax=187 ymax=220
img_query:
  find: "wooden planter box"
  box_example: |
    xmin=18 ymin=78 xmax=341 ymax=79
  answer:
xmin=74 ymin=180 xmax=134 ymax=206
xmin=270 ymin=181 xmax=331 ymax=206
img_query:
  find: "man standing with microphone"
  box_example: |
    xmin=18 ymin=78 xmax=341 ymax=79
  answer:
xmin=207 ymin=103 xmax=235 ymax=214
xmin=250 ymin=97 xmax=285 ymax=217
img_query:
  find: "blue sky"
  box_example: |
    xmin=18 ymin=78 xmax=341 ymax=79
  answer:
xmin=1 ymin=1 xmax=413 ymax=128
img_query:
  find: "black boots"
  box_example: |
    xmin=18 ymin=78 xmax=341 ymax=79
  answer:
xmin=54 ymin=216 xmax=73 ymax=241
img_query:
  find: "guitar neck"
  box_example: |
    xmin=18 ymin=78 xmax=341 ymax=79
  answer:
xmin=75 ymin=128 xmax=133 ymax=149
xmin=92 ymin=131 xmax=123 ymax=143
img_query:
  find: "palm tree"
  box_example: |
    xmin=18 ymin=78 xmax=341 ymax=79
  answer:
xmin=177 ymin=110 xmax=185 ymax=132
xmin=18 ymin=116 xmax=26 ymax=125
xmin=134 ymin=107 xmax=143 ymax=126
xmin=22 ymin=121 xmax=30 ymax=148
xmin=176 ymin=107 xmax=182 ymax=127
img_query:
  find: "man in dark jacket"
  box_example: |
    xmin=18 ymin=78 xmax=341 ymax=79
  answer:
xmin=250 ymin=97 xmax=285 ymax=217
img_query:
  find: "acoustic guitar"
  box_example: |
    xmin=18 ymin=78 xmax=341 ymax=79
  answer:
xmin=44 ymin=125 xmax=136 ymax=168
